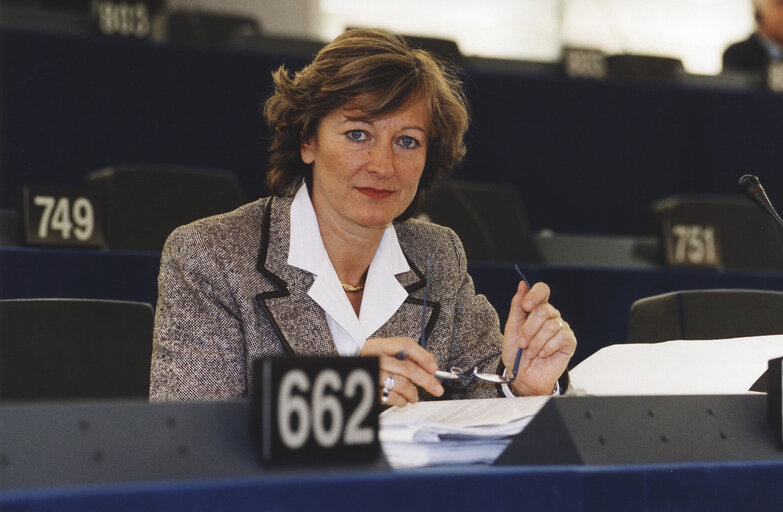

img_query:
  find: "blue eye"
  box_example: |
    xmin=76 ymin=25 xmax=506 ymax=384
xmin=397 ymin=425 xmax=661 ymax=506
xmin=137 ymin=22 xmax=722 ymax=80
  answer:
xmin=398 ymin=136 xmax=419 ymax=149
xmin=347 ymin=130 xmax=367 ymax=142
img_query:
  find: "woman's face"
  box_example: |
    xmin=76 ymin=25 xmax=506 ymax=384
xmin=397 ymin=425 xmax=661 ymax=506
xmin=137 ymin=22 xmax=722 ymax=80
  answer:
xmin=301 ymin=96 xmax=429 ymax=233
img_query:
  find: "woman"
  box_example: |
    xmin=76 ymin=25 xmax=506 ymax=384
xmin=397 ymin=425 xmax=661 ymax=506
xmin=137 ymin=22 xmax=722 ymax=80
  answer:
xmin=150 ymin=28 xmax=576 ymax=406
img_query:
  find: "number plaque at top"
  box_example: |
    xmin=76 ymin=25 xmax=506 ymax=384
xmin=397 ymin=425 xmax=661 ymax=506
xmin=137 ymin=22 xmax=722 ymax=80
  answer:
xmin=251 ymin=356 xmax=382 ymax=467
xmin=21 ymin=186 xmax=104 ymax=248
xmin=91 ymin=1 xmax=154 ymax=38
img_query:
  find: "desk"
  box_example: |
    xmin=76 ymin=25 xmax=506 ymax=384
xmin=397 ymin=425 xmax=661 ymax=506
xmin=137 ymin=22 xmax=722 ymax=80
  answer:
xmin=2 ymin=395 xmax=783 ymax=511
xmin=3 ymin=246 xmax=783 ymax=365
xmin=470 ymin=263 xmax=783 ymax=364
xmin=0 ymin=246 xmax=160 ymax=307
xmin=2 ymin=460 xmax=783 ymax=511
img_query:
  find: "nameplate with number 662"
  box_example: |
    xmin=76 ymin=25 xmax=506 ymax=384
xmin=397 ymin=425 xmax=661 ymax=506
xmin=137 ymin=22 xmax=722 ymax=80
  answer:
xmin=250 ymin=356 xmax=381 ymax=467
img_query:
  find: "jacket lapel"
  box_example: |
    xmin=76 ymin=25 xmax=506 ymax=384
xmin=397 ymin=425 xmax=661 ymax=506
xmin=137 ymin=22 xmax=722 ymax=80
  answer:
xmin=254 ymin=196 xmax=338 ymax=357
xmin=254 ymin=197 xmax=440 ymax=355
xmin=372 ymin=251 xmax=440 ymax=344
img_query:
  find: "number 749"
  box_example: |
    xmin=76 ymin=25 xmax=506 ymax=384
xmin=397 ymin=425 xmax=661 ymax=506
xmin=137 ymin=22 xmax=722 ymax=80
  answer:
xmin=33 ymin=195 xmax=94 ymax=241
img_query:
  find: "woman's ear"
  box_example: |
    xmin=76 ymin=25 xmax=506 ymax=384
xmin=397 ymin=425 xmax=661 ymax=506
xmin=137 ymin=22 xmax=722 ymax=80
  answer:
xmin=301 ymin=138 xmax=315 ymax=164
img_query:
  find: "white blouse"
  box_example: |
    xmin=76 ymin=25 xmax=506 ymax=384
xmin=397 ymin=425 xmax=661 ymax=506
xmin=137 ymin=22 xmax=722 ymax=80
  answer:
xmin=286 ymin=185 xmax=554 ymax=396
xmin=287 ymin=183 xmax=410 ymax=356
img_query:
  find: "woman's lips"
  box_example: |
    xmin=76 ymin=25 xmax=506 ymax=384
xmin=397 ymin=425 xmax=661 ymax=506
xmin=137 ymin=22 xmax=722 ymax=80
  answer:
xmin=356 ymin=187 xmax=394 ymax=199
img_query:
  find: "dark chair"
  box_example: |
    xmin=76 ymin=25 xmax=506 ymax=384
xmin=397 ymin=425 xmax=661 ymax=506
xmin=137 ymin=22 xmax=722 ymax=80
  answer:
xmin=628 ymin=289 xmax=783 ymax=343
xmin=154 ymin=9 xmax=262 ymax=46
xmin=344 ymin=27 xmax=462 ymax=63
xmin=0 ymin=209 xmax=20 ymax=246
xmin=627 ymin=289 xmax=783 ymax=392
xmin=0 ymin=298 xmax=153 ymax=400
xmin=403 ymin=34 xmax=461 ymax=63
xmin=605 ymin=54 xmax=685 ymax=81
xmin=87 ymin=164 xmax=246 ymax=251
xmin=416 ymin=180 xmax=540 ymax=263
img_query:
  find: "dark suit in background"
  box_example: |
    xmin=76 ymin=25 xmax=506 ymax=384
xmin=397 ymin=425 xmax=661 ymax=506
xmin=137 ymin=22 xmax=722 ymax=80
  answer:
xmin=723 ymin=33 xmax=775 ymax=72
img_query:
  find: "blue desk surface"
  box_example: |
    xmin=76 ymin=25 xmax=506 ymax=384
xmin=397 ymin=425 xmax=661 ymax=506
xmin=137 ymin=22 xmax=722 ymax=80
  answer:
xmin=3 ymin=460 xmax=783 ymax=512
xmin=470 ymin=263 xmax=783 ymax=364
xmin=3 ymin=244 xmax=783 ymax=511
xmin=3 ymin=246 xmax=783 ymax=365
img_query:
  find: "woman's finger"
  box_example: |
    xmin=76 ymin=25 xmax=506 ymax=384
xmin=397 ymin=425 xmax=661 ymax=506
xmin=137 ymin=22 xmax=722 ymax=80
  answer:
xmin=522 ymin=308 xmax=564 ymax=357
xmin=381 ymin=357 xmax=443 ymax=397
xmin=363 ymin=337 xmax=438 ymax=374
xmin=525 ymin=321 xmax=574 ymax=360
xmin=379 ymin=372 xmax=419 ymax=405
xmin=521 ymin=282 xmax=551 ymax=312
xmin=364 ymin=337 xmax=444 ymax=398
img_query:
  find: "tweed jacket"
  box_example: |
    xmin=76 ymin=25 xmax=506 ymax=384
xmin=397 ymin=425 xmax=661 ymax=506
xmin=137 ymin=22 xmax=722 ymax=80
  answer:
xmin=149 ymin=194 xmax=504 ymax=401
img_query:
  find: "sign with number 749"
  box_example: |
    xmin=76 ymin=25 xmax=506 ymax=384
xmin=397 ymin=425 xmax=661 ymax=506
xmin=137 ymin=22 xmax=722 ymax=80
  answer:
xmin=21 ymin=186 xmax=104 ymax=247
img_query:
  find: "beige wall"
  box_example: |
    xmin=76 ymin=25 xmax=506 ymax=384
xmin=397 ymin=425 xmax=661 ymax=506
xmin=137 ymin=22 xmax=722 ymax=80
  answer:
xmin=163 ymin=0 xmax=757 ymax=75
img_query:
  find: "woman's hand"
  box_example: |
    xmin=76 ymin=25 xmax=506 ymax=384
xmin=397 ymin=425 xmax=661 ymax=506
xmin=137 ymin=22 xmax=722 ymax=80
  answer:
xmin=502 ymin=280 xmax=576 ymax=396
xmin=361 ymin=337 xmax=444 ymax=407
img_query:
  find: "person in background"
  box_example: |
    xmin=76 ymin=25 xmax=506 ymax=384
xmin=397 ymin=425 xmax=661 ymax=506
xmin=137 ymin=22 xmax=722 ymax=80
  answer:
xmin=149 ymin=28 xmax=576 ymax=406
xmin=723 ymin=0 xmax=783 ymax=72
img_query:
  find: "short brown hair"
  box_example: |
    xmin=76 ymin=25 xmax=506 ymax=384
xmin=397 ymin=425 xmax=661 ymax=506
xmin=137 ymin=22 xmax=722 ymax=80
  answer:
xmin=263 ymin=28 xmax=469 ymax=219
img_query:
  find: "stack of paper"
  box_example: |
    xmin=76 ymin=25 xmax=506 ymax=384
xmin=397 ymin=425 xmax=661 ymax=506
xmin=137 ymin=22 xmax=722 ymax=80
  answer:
xmin=570 ymin=334 xmax=783 ymax=396
xmin=379 ymin=396 xmax=550 ymax=468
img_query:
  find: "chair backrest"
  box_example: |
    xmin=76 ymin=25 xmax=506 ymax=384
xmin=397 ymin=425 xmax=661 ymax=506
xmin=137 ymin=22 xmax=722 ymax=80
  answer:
xmin=158 ymin=10 xmax=262 ymax=46
xmin=0 ymin=298 xmax=153 ymax=400
xmin=627 ymin=289 xmax=783 ymax=343
xmin=87 ymin=164 xmax=246 ymax=251
xmin=605 ymin=54 xmax=684 ymax=81
xmin=416 ymin=180 xmax=541 ymax=263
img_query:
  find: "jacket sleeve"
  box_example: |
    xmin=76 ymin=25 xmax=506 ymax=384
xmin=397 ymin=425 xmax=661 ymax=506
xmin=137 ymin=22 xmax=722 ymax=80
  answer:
xmin=149 ymin=224 xmax=247 ymax=401
xmin=440 ymin=229 xmax=505 ymax=400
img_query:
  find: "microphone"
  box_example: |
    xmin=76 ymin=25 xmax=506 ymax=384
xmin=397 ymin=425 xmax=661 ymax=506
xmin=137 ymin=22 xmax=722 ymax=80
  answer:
xmin=738 ymin=174 xmax=783 ymax=230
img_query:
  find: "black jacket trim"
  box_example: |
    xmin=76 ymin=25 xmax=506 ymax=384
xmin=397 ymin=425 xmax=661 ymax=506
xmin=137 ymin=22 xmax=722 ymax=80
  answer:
xmin=254 ymin=197 xmax=295 ymax=356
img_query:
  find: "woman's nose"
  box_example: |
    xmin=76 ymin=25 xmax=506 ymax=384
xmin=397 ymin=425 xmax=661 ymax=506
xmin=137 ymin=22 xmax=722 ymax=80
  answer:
xmin=366 ymin=143 xmax=394 ymax=177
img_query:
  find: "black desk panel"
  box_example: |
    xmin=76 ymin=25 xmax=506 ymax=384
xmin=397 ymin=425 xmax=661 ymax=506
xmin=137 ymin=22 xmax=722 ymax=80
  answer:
xmin=2 ymin=396 xmax=783 ymax=511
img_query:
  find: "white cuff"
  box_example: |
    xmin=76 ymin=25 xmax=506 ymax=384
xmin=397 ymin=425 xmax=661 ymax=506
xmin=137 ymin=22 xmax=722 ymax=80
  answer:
xmin=501 ymin=369 xmax=560 ymax=397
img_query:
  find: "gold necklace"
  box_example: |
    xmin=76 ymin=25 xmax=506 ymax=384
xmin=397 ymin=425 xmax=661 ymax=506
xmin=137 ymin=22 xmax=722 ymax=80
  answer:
xmin=340 ymin=281 xmax=365 ymax=293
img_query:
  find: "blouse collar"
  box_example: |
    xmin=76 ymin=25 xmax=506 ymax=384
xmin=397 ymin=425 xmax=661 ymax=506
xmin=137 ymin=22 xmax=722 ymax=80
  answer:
xmin=287 ymin=183 xmax=410 ymax=352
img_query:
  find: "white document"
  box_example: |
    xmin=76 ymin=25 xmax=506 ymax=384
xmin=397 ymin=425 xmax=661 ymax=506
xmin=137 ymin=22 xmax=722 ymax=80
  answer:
xmin=379 ymin=396 xmax=550 ymax=468
xmin=570 ymin=334 xmax=783 ymax=396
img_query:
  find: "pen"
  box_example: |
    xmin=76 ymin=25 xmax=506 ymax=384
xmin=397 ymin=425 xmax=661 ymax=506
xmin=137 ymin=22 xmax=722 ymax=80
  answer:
xmin=508 ymin=263 xmax=531 ymax=381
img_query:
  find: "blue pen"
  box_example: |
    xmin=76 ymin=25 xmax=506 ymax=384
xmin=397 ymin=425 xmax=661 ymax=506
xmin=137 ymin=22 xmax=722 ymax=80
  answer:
xmin=506 ymin=264 xmax=532 ymax=381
